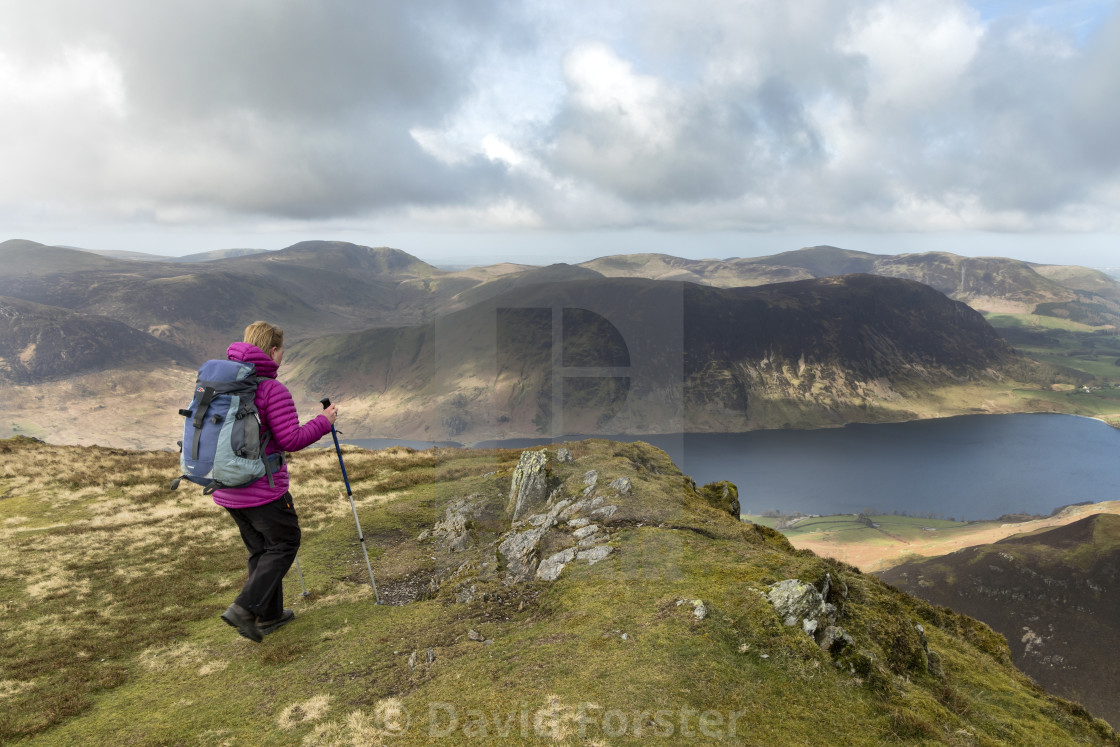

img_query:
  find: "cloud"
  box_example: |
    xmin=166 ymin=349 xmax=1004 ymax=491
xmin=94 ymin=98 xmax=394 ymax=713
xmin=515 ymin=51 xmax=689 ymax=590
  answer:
xmin=2 ymin=0 xmax=1119 ymax=239
xmin=518 ymin=0 xmax=1120 ymax=233
xmin=0 ymin=0 xmax=516 ymax=222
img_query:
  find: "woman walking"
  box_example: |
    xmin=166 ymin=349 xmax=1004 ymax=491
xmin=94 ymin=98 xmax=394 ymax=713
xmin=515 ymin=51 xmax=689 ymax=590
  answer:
xmin=214 ymin=321 xmax=337 ymax=642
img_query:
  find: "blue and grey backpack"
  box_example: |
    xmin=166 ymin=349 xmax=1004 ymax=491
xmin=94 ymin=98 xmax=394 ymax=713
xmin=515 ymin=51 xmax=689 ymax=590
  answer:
xmin=170 ymin=359 xmax=282 ymax=493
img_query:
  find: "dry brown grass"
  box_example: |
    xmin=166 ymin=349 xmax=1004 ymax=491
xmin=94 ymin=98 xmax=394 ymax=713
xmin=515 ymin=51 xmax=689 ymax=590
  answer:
xmin=789 ymin=501 xmax=1120 ymax=572
xmin=0 ymin=434 xmax=518 ymax=741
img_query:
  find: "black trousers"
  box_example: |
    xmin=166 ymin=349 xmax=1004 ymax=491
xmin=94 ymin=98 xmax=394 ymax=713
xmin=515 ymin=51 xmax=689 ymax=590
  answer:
xmin=225 ymin=492 xmax=300 ymax=620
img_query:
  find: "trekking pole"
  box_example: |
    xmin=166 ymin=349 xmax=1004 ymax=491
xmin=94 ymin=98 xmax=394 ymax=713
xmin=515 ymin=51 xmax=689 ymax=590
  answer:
xmin=321 ymin=398 xmax=381 ymax=604
xmin=294 ymin=556 xmax=310 ymax=597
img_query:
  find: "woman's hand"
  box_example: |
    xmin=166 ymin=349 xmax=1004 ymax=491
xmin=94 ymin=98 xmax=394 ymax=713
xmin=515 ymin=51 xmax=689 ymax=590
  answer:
xmin=323 ymin=403 xmax=338 ymax=424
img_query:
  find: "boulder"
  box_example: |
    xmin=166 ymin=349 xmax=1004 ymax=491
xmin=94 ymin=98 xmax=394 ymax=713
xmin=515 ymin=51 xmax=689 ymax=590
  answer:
xmin=555 ymin=447 xmax=573 ymax=463
xmin=572 ymin=524 xmax=600 ymax=541
xmin=766 ymin=579 xmax=840 ymax=649
xmin=418 ymin=495 xmax=484 ymax=552
xmin=582 ymin=470 xmax=599 ymax=496
xmin=609 ymin=477 xmax=632 ymax=495
xmin=819 ymin=626 xmax=854 ymax=654
xmin=507 ymin=450 xmax=550 ymax=520
xmin=577 ymin=545 xmax=613 ymax=565
xmin=498 ymin=524 xmax=551 ymax=583
xmin=536 ymin=548 xmax=578 ymax=581
xmin=591 ymin=505 xmax=618 ymax=520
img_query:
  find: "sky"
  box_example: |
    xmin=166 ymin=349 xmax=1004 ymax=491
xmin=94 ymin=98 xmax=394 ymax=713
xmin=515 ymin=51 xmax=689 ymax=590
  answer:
xmin=2 ymin=0 xmax=1119 ymax=268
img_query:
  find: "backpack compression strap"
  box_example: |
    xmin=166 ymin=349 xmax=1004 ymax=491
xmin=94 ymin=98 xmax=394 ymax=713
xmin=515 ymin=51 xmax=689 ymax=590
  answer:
xmin=191 ymin=386 xmax=217 ymax=460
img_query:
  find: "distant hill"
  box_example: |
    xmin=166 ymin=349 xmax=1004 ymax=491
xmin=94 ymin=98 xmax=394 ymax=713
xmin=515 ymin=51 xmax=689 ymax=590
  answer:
xmin=173 ymin=247 xmax=272 ymax=263
xmin=0 ymin=239 xmax=121 ymax=276
xmin=0 ymin=240 xmax=455 ymax=363
xmin=879 ymin=513 xmax=1120 ymax=728
xmin=580 ymin=246 xmax=1120 ymax=325
xmin=283 ymin=274 xmax=1025 ymax=442
xmin=48 ymin=245 xmax=273 ymax=263
xmin=84 ymin=248 xmax=169 ymax=262
xmin=214 ymin=240 xmax=442 ymax=279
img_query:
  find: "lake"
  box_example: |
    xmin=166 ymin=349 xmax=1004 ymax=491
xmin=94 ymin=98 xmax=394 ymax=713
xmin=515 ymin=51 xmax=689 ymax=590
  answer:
xmin=345 ymin=413 xmax=1120 ymax=521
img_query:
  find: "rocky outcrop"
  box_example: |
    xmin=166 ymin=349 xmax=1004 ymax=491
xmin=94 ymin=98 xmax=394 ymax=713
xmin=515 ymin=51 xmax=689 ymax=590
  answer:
xmin=415 ymin=448 xmax=629 ymax=588
xmin=507 ymin=450 xmax=549 ymax=520
xmin=698 ymin=480 xmax=739 ymax=517
xmin=494 ymin=450 xmax=623 ymax=583
xmin=417 ymin=495 xmax=484 ymax=552
xmin=766 ymin=576 xmax=850 ymax=652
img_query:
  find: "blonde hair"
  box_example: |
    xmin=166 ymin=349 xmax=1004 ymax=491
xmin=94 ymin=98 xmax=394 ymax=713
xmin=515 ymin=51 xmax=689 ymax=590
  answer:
xmin=243 ymin=321 xmax=284 ymax=353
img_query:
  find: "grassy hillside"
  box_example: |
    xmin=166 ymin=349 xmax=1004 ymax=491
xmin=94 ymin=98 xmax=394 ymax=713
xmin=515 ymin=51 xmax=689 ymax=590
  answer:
xmin=1 ymin=436 xmax=1116 ymax=745
xmin=879 ymin=514 xmax=1120 ymax=729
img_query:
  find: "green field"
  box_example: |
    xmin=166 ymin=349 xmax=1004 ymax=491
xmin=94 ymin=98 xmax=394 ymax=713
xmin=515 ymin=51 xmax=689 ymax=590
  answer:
xmin=746 ymin=514 xmax=971 ymax=543
xmin=981 ymin=312 xmax=1120 ymax=423
xmin=986 ymin=312 xmax=1120 ymax=380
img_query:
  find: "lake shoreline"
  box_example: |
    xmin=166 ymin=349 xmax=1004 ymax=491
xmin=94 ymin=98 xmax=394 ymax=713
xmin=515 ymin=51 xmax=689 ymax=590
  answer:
xmin=342 ymin=413 xmax=1120 ymax=522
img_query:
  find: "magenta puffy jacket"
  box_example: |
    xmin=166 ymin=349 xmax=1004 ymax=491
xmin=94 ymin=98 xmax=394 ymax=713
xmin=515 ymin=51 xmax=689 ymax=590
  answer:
xmin=211 ymin=342 xmax=333 ymax=509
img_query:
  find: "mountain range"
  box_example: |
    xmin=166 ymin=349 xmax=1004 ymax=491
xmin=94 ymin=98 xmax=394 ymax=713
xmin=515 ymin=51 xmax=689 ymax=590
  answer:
xmin=0 ymin=238 xmax=1115 ymax=446
xmin=583 ymin=247 xmax=1120 ymax=325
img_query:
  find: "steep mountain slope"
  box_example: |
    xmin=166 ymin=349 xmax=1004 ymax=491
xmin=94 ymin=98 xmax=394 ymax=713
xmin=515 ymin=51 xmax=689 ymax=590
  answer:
xmin=879 ymin=514 xmax=1120 ymax=728
xmin=685 ymin=274 xmax=1020 ymax=429
xmin=283 ymin=274 xmax=1027 ymax=442
xmin=871 ymin=252 xmax=1080 ymax=314
xmin=0 ymin=296 xmax=189 ymax=383
xmin=1 ymin=436 xmax=1115 ymax=744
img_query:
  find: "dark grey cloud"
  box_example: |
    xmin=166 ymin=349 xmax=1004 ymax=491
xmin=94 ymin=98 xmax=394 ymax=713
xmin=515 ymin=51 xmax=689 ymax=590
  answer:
xmin=0 ymin=0 xmax=524 ymax=220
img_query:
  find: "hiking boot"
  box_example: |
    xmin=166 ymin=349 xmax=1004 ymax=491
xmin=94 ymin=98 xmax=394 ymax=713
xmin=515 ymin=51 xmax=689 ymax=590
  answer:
xmin=258 ymin=609 xmax=295 ymax=635
xmin=221 ymin=603 xmax=262 ymax=643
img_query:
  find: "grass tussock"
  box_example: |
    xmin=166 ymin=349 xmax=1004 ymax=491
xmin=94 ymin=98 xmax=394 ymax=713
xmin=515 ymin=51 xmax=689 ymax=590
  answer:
xmin=1 ymin=435 xmax=1117 ymax=745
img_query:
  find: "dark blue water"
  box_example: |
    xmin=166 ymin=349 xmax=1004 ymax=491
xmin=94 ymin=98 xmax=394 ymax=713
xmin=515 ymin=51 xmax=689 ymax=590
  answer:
xmin=347 ymin=414 xmax=1120 ymax=521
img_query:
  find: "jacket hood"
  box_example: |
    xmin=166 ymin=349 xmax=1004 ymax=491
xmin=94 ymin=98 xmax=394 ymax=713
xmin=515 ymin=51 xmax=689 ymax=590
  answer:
xmin=226 ymin=342 xmax=279 ymax=379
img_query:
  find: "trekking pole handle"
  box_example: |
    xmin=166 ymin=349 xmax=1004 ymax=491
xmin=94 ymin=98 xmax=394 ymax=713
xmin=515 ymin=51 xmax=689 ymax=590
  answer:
xmin=320 ymin=397 xmax=353 ymax=496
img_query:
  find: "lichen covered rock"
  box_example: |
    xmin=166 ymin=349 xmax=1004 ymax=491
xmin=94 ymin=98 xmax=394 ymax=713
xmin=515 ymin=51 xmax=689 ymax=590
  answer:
xmin=507 ymin=449 xmax=550 ymax=520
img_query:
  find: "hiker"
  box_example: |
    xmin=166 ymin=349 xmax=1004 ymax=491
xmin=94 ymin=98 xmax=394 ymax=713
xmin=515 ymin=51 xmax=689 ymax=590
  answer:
xmin=214 ymin=321 xmax=337 ymax=642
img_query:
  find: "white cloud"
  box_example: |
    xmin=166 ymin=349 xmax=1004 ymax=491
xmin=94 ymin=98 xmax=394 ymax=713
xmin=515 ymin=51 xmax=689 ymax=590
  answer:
xmin=1 ymin=0 xmax=1119 ymax=244
xmin=842 ymin=0 xmax=983 ymax=110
